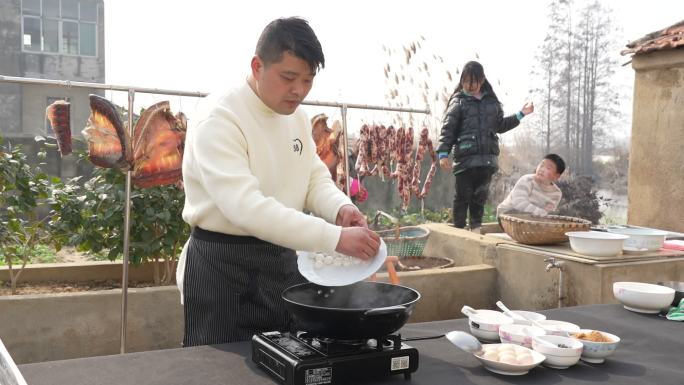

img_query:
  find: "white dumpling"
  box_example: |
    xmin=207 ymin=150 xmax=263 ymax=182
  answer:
xmin=516 ymin=354 xmax=534 ymax=365
xmin=482 ymin=351 xmax=499 ymax=361
xmin=513 ymin=346 xmax=529 ymax=355
xmin=499 ymin=355 xmax=518 ymax=365
xmin=497 ymin=344 xmax=515 ymax=352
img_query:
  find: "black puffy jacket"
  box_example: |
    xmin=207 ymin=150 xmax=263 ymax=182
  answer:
xmin=437 ymin=91 xmax=520 ymax=174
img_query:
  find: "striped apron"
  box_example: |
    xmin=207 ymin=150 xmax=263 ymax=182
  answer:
xmin=182 ymin=227 xmax=306 ymax=347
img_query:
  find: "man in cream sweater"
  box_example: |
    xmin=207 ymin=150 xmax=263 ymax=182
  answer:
xmin=177 ymin=17 xmax=380 ymax=346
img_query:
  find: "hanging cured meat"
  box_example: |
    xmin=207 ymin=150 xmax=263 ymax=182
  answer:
xmin=45 ymin=100 xmax=73 ymax=156
xmin=131 ymin=102 xmax=187 ymax=188
xmin=355 ymin=123 xmax=437 ymax=210
xmin=82 ymin=95 xmax=187 ymax=188
xmin=311 ymin=113 xmax=343 ymax=183
xmin=83 ymin=95 xmax=130 ymax=169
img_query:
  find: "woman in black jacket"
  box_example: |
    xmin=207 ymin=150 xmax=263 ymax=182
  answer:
xmin=437 ymin=61 xmax=534 ymax=232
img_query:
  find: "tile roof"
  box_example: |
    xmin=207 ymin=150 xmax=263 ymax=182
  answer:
xmin=622 ymin=20 xmax=684 ymax=55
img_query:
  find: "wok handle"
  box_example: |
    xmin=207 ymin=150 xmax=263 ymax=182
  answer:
xmin=363 ymin=305 xmax=407 ymax=318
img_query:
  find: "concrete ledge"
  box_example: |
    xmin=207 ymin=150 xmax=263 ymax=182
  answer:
xmin=375 ymin=264 xmax=497 ymax=323
xmin=0 ymin=264 xmax=497 ymax=364
xmin=0 ymin=286 xmax=183 ymax=364
xmin=0 ymin=261 xmax=161 ymax=283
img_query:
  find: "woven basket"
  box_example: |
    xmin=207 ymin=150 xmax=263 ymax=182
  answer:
xmin=499 ymin=213 xmax=591 ymax=245
xmin=377 ymin=226 xmax=430 ymax=257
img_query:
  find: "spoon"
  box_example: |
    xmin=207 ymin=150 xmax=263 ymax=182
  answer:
xmin=461 ymin=305 xmax=479 ymax=318
xmin=446 ymin=331 xmax=484 ymax=356
xmin=496 ymin=302 xmax=570 ymax=336
xmin=495 ymin=300 xmax=526 ymax=321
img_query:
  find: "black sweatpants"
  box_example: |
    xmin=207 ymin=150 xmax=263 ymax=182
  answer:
xmin=183 ymin=227 xmax=306 ymax=347
xmin=453 ymin=167 xmax=495 ymax=229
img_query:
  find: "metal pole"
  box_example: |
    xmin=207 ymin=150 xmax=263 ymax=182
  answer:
xmin=340 ymin=104 xmax=350 ymax=197
xmin=0 ymin=75 xmax=430 ymax=114
xmin=120 ymin=89 xmax=134 ymax=354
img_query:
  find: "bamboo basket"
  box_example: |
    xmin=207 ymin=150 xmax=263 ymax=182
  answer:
xmin=376 ymin=226 xmax=430 ymax=257
xmin=499 ymin=213 xmax=592 ymax=245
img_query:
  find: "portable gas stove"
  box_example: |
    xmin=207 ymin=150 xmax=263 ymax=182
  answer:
xmin=252 ymin=331 xmax=419 ymax=385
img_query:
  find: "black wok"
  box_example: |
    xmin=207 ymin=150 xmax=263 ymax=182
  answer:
xmin=282 ymin=281 xmax=420 ymax=340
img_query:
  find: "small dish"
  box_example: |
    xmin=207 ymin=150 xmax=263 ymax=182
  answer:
xmin=531 ymin=335 xmax=583 ymax=369
xmin=570 ymin=329 xmax=621 ymax=363
xmin=467 ymin=311 xmax=514 ymax=342
xmin=498 ymin=324 xmax=546 ymax=348
xmin=474 ymin=343 xmax=546 ymax=375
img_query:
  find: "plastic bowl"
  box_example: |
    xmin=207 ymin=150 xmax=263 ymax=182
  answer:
xmin=498 ymin=324 xmax=546 ymax=348
xmin=531 ymin=335 xmax=583 ymax=369
xmin=607 ymin=228 xmax=667 ymax=251
xmin=570 ymin=329 xmax=620 ymax=363
xmin=565 ymin=231 xmax=629 ymax=257
xmin=613 ymin=281 xmax=675 ymax=313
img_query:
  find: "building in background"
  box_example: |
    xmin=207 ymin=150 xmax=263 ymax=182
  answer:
xmin=0 ymin=0 xmax=104 ymax=177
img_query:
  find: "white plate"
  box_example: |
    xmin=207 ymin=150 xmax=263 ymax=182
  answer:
xmin=474 ymin=344 xmax=546 ymax=376
xmin=297 ymin=239 xmax=387 ymax=286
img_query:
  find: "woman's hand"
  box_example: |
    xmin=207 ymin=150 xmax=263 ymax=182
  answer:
xmin=521 ymin=101 xmax=534 ymax=116
xmin=439 ymin=158 xmax=451 ymax=171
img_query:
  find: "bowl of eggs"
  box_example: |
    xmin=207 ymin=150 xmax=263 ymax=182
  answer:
xmin=475 ymin=343 xmax=546 ymax=376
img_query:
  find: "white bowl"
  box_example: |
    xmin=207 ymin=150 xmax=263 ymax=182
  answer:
xmin=565 ymin=231 xmax=629 ymax=257
xmin=511 ymin=310 xmax=547 ymax=325
xmin=613 ymin=281 xmax=675 ymax=313
xmin=607 ymin=228 xmax=667 ymax=251
xmin=498 ymin=324 xmax=546 ymax=348
xmin=535 ymin=320 xmax=581 ymax=336
xmin=467 ymin=311 xmax=514 ymax=342
xmin=297 ymin=240 xmax=387 ymax=286
xmin=474 ymin=343 xmax=546 ymax=376
xmin=531 ymin=335 xmax=583 ymax=369
xmin=570 ymin=329 xmax=621 ymax=363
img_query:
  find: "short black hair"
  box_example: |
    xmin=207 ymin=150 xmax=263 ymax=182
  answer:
xmin=255 ymin=17 xmax=325 ymax=74
xmin=544 ymin=153 xmax=566 ymax=175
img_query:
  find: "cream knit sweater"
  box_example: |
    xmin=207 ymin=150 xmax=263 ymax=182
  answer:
xmin=176 ymin=81 xmax=351 ymax=298
xmin=496 ymin=174 xmax=562 ymax=217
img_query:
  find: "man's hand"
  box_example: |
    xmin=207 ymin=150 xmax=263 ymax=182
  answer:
xmin=336 ymin=227 xmax=380 ymax=260
xmin=336 ymin=204 xmax=368 ymax=228
xmin=521 ymin=101 xmax=534 ymax=116
xmin=439 ymin=157 xmax=451 ymax=171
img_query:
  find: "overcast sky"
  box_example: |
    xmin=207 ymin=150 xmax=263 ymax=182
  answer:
xmin=103 ymin=0 xmax=684 ymax=139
